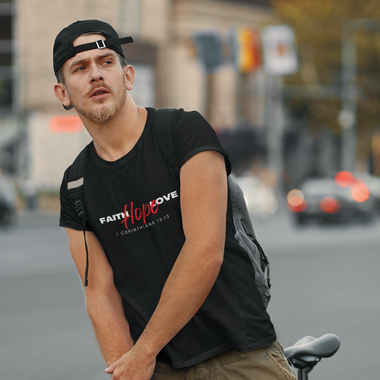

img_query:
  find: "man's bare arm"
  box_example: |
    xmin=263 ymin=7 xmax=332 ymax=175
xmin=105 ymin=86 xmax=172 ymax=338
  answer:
xmin=65 ymin=228 xmax=134 ymax=365
xmin=106 ymin=150 xmax=228 ymax=379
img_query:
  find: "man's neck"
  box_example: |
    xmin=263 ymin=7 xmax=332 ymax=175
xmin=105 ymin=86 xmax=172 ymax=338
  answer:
xmin=82 ymin=104 xmax=148 ymax=162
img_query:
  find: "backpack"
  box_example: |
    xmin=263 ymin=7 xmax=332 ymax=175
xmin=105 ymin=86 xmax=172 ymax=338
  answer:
xmin=66 ymin=108 xmax=271 ymax=308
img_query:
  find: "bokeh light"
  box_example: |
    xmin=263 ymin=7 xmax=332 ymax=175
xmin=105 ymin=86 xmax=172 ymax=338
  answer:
xmin=287 ymin=189 xmax=306 ymax=212
xmin=335 ymin=171 xmax=355 ymax=187
xmin=320 ymin=197 xmax=340 ymax=213
xmin=351 ymin=181 xmax=370 ymax=202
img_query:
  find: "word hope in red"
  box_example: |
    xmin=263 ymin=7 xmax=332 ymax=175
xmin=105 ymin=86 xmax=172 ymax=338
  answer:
xmin=121 ymin=200 xmax=159 ymax=229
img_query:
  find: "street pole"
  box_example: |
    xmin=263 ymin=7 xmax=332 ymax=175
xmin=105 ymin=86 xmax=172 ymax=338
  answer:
xmin=339 ymin=18 xmax=380 ymax=172
xmin=265 ymin=74 xmax=284 ymax=197
xmin=340 ymin=23 xmax=357 ymax=172
xmin=204 ymin=72 xmax=215 ymax=122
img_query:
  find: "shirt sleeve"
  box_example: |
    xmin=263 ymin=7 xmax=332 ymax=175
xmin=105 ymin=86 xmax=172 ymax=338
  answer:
xmin=59 ymin=167 xmax=90 ymax=231
xmin=173 ymin=110 xmax=231 ymax=175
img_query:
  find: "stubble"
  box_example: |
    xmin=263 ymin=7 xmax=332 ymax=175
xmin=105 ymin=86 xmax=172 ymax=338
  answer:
xmin=68 ymin=79 xmax=127 ymax=124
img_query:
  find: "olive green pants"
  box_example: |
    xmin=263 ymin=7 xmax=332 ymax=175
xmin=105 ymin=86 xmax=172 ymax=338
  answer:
xmin=152 ymin=341 xmax=297 ymax=380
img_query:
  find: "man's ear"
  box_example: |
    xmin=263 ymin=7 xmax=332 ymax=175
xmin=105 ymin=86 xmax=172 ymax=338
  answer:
xmin=54 ymin=83 xmax=72 ymax=108
xmin=124 ymin=65 xmax=135 ymax=91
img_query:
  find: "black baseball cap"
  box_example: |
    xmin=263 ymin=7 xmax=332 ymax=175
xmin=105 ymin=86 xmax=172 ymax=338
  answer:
xmin=53 ymin=19 xmax=133 ymax=75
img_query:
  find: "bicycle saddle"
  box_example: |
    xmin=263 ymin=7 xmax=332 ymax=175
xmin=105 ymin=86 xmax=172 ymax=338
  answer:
xmin=284 ymin=333 xmax=340 ymax=368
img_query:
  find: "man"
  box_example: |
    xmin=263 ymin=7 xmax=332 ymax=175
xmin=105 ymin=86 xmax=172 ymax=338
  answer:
xmin=54 ymin=20 xmax=296 ymax=380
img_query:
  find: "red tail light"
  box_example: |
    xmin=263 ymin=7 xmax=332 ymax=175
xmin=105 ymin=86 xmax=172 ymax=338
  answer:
xmin=335 ymin=171 xmax=355 ymax=187
xmin=351 ymin=181 xmax=370 ymax=202
xmin=320 ymin=197 xmax=340 ymax=213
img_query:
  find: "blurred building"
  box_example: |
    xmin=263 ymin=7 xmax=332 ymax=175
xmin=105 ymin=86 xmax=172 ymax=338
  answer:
xmin=0 ymin=0 xmax=277 ymax=189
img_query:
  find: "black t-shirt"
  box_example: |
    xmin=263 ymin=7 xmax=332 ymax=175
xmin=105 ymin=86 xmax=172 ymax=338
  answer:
xmin=60 ymin=108 xmax=276 ymax=368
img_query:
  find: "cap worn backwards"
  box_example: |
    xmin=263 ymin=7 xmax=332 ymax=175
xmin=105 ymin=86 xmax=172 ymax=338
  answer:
xmin=53 ymin=19 xmax=133 ymax=75
xmin=53 ymin=20 xmax=133 ymax=110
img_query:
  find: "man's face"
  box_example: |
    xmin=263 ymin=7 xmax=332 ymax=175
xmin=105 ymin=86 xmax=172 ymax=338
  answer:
xmin=58 ymin=34 xmax=130 ymax=124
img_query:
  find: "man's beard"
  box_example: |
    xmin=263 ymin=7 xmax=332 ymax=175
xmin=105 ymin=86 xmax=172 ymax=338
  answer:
xmin=69 ymin=81 xmax=127 ymax=124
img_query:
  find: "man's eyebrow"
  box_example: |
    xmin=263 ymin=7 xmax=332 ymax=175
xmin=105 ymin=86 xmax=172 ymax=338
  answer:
xmin=97 ymin=52 xmax=117 ymax=61
xmin=69 ymin=53 xmax=116 ymax=70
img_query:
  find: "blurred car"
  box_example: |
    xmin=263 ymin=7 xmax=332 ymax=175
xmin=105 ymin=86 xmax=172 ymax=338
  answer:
xmin=287 ymin=178 xmax=374 ymax=225
xmin=0 ymin=174 xmax=17 ymax=225
xmin=234 ymin=175 xmax=278 ymax=218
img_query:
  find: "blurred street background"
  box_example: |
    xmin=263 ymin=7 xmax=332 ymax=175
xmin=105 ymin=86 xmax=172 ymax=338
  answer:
xmin=1 ymin=208 xmax=379 ymax=379
xmin=1 ymin=0 xmax=380 ymax=379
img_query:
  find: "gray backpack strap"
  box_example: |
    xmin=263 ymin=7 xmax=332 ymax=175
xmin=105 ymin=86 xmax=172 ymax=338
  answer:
xmin=228 ymin=176 xmax=271 ymax=307
xmin=67 ymin=146 xmax=87 ymax=219
xmin=67 ymin=145 xmax=90 ymax=287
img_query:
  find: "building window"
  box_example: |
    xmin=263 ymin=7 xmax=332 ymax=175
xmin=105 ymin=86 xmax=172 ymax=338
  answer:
xmin=0 ymin=1 xmax=14 ymax=110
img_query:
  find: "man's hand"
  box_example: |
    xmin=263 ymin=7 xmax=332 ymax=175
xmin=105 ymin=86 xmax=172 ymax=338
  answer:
xmin=105 ymin=345 xmax=156 ymax=380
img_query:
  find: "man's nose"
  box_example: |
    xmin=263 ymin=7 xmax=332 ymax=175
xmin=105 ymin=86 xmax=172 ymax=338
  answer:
xmin=90 ymin=63 xmax=103 ymax=82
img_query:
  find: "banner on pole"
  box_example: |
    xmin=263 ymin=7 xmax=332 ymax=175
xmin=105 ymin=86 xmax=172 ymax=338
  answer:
xmin=228 ymin=28 xmax=261 ymax=73
xmin=261 ymin=25 xmax=298 ymax=75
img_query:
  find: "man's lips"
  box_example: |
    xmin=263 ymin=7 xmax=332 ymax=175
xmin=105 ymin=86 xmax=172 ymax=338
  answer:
xmin=89 ymin=87 xmax=111 ymax=99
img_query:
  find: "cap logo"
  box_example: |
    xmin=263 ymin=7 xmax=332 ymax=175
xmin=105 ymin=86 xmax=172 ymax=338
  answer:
xmin=96 ymin=39 xmax=106 ymax=49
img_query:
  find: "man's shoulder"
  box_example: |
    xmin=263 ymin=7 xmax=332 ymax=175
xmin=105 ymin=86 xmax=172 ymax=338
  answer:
xmin=61 ymin=141 xmax=93 ymax=193
xmin=154 ymin=107 xmax=202 ymax=119
xmin=65 ymin=142 xmax=93 ymax=175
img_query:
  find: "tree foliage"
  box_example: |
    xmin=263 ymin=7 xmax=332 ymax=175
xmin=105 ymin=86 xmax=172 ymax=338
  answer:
xmin=271 ymin=0 xmax=380 ymax=158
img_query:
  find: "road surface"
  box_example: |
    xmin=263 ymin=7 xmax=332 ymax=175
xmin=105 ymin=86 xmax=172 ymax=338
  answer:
xmin=1 ymin=209 xmax=379 ymax=379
